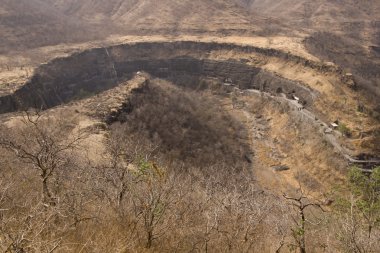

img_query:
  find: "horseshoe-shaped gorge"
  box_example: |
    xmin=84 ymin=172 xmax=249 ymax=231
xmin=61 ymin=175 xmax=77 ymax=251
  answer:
xmin=1 ymin=41 xmax=378 ymax=170
xmin=1 ymin=1 xmax=380 ymax=251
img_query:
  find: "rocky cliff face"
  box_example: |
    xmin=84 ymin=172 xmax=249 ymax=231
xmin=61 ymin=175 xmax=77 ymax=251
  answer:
xmin=0 ymin=41 xmax=322 ymax=114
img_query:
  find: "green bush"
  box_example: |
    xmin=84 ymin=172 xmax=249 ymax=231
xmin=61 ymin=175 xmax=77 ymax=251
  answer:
xmin=338 ymin=123 xmax=351 ymax=137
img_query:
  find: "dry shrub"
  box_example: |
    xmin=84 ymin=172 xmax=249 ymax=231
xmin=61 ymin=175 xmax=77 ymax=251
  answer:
xmin=113 ymin=79 xmax=251 ymax=169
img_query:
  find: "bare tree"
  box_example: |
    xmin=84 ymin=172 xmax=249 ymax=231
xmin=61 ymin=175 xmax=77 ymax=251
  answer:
xmin=0 ymin=110 xmax=87 ymax=205
xmin=131 ymin=162 xmax=178 ymax=248
xmin=90 ymin=124 xmax=182 ymax=249
xmin=92 ymin=124 xmax=157 ymax=210
xmin=283 ymin=188 xmax=325 ymax=253
xmin=210 ymin=185 xmax=274 ymax=252
xmin=0 ymin=176 xmax=69 ymax=252
xmin=333 ymin=167 xmax=380 ymax=253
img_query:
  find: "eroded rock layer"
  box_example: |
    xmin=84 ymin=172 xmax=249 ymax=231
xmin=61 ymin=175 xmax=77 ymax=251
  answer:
xmin=0 ymin=41 xmax=324 ymax=113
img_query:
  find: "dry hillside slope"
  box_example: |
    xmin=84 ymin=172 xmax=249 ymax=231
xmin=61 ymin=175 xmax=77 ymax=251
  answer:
xmin=42 ymin=0 xmax=269 ymax=33
xmin=0 ymin=0 xmax=101 ymax=53
xmin=237 ymin=0 xmax=380 ymax=96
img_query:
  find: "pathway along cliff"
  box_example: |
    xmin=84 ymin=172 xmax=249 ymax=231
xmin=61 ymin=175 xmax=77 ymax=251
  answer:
xmin=244 ymin=89 xmax=380 ymax=171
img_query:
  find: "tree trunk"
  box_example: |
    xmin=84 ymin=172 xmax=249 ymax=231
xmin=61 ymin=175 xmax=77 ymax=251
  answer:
xmin=146 ymin=229 xmax=153 ymax=248
xmin=300 ymin=211 xmax=306 ymax=253
xmin=42 ymin=178 xmax=55 ymax=205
